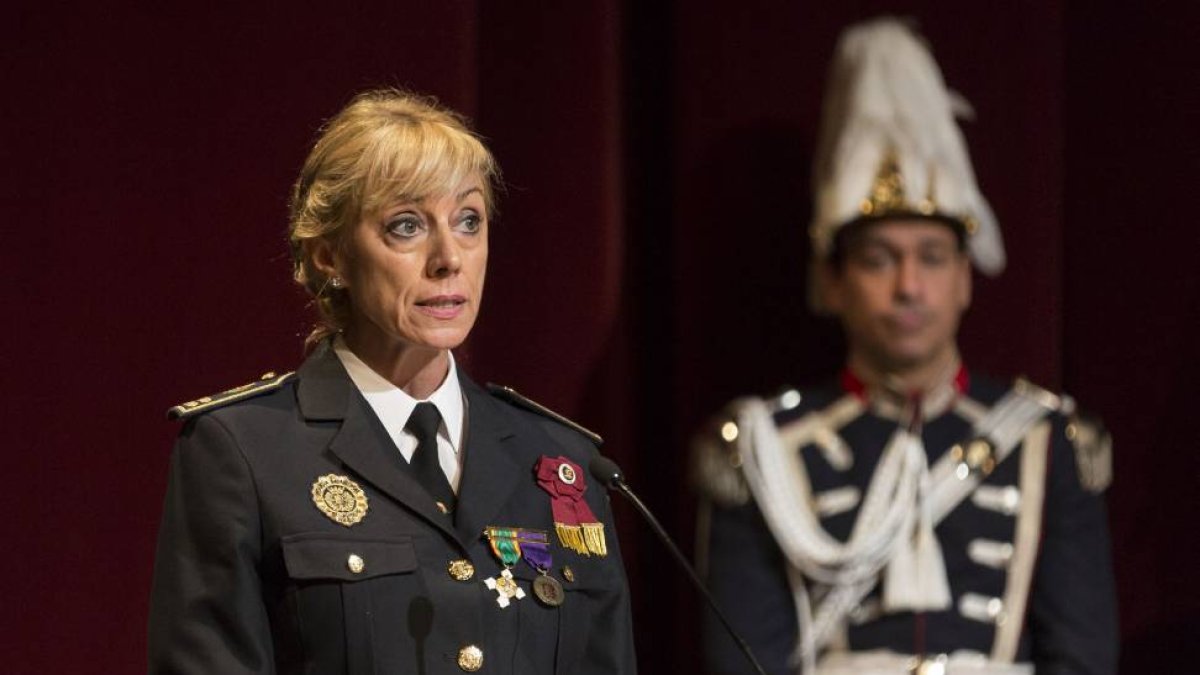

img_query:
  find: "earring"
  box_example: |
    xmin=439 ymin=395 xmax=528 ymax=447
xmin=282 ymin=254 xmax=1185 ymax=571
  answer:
xmin=329 ymin=276 xmax=344 ymax=289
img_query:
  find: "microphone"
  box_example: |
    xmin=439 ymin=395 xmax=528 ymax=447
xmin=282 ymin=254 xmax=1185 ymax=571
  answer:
xmin=589 ymin=455 xmax=769 ymax=675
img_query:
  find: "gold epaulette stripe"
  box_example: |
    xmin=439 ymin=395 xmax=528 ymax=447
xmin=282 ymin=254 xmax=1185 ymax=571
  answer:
xmin=167 ymin=371 xmax=295 ymax=420
xmin=486 ymin=383 xmax=603 ymax=447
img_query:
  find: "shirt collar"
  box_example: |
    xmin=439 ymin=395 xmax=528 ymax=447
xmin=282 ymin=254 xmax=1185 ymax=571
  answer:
xmin=332 ymin=335 xmax=466 ymax=452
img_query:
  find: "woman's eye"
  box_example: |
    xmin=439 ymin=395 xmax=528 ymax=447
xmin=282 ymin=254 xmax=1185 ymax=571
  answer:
xmin=457 ymin=213 xmax=482 ymax=234
xmin=386 ymin=217 xmax=422 ymax=238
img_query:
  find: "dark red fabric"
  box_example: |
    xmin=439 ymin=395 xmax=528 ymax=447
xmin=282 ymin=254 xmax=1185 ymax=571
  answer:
xmin=535 ymin=455 xmax=598 ymax=527
xmin=2 ymin=2 xmax=1195 ymax=673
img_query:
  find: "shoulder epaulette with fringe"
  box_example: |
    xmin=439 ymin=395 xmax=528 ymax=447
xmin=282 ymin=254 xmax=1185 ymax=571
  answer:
xmin=486 ymin=383 xmax=603 ymax=447
xmin=1012 ymin=377 xmax=1113 ymax=493
xmin=167 ymin=371 xmax=295 ymax=421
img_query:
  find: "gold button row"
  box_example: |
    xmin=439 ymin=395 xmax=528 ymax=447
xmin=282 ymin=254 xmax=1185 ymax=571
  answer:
xmin=348 ymin=556 xmax=579 ymax=588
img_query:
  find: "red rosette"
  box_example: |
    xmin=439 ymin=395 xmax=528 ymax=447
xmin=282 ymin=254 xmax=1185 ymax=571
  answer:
xmin=535 ymin=455 xmax=607 ymax=556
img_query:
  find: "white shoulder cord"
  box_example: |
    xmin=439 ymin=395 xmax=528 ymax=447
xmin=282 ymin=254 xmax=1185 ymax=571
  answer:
xmin=737 ymin=398 xmax=918 ymax=583
xmin=736 ymin=398 xmax=933 ymax=660
xmin=738 ymin=386 xmax=1057 ymax=671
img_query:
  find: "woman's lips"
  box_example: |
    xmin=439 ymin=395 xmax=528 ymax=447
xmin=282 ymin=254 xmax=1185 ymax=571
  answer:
xmin=416 ymin=295 xmax=467 ymax=319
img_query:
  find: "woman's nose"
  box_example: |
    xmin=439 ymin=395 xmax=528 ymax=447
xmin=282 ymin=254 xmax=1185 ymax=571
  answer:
xmin=426 ymin=227 xmax=462 ymax=278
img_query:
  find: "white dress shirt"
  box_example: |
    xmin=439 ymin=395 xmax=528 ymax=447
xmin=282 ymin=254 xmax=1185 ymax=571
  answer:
xmin=333 ymin=335 xmax=465 ymax=493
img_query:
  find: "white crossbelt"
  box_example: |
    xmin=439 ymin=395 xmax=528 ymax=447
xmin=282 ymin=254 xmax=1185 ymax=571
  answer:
xmin=735 ymin=386 xmax=1055 ymax=673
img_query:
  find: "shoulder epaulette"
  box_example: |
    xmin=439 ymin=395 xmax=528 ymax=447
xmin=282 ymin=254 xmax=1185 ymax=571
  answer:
xmin=167 ymin=371 xmax=295 ymax=421
xmin=1012 ymin=378 xmax=1113 ymax=493
xmin=1060 ymin=395 xmax=1114 ymax=494
xmin=689 ymin=406 xmax=751 ymax=507
xmin=486 ymin=383 xmax=603 ymax=447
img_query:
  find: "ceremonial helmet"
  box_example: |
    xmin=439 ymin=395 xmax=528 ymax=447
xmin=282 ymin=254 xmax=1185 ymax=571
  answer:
xmin=809 ymin=18 xmax=1005 ymax=306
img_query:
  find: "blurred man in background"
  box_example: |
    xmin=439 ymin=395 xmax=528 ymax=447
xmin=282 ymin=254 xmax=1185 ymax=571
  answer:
xmin=693 ymin=17 xmax=1116 ymax=675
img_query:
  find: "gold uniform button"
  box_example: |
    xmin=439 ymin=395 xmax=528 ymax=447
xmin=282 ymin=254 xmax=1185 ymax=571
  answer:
xmin=448 ymin=559 xmax=475 ymax=581
xmin=562 ymin=565 xmax=575 ymax=583
xmin=457 ymin=644 xmax=483 ymax=672
xmin=347 ymin=554 xmax=365 ymax=574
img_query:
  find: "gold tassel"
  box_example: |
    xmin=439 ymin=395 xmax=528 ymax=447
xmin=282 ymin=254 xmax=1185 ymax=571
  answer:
xmin=555 ymin=523 xmax=589 ymax=555
xmin=582 ymin=522 xmax=607 ymax=556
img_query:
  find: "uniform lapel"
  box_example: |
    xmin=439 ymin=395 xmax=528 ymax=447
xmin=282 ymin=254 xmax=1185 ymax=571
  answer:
xmin=296 ymin=342 xmax=459 ymax=544
xmin=453 ymin=375 xmax=523 ymax=546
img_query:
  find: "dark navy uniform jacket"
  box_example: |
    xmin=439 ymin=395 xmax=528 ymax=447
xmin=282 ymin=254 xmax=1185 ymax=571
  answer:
xmin=149 ymin=342 xmax=637 ymax=674
xmin=696 ymin=370 xmax=1117 ymax=675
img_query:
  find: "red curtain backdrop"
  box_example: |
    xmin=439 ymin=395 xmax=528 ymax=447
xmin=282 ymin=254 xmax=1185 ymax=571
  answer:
xmin=2 ymin=1 xmax=1195 ymax=672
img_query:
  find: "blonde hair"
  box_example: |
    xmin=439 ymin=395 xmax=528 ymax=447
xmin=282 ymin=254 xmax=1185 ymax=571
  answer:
xmin=288 ymin=88 xmax=500 ymax=346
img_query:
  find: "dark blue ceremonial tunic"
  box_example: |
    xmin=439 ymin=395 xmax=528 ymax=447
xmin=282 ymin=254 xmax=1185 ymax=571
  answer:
xmin=699 ymin=369 xmax=1116 ymax=675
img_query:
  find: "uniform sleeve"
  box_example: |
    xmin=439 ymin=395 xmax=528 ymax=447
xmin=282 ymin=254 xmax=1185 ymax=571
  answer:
xmin=1026 ymin=420 xmax=1118 ymax=675
xmin=700 ymin=498 xmax=798 ymax=675
xmin=148 ymin=415 xmax=275 ymax=674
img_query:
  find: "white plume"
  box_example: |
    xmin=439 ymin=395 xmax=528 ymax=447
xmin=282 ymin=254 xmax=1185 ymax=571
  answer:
xmin=811 ymin=17 xmax=1005 ymax=276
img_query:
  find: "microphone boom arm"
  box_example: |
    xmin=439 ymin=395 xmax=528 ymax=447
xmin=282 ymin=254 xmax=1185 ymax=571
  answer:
xmin=602 ymin=468 xmax=770 ymax=675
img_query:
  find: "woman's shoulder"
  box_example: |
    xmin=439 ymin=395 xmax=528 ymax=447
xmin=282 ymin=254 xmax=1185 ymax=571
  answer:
xmin=478 ymin=382 xmax=606 ymax=471
xmin=484 ymin=383 xmax=603 ymax=449
xmin=166 ymin=371 xmax=297 ymax=422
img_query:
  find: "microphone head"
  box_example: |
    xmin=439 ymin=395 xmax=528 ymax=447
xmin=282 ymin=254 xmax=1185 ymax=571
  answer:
xmin=588 ymin=455 xmax=624 ymax=489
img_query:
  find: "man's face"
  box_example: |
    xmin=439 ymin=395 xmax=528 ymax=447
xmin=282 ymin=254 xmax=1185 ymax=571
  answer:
xmin=822 ymin=219 xmax=971 ymax=374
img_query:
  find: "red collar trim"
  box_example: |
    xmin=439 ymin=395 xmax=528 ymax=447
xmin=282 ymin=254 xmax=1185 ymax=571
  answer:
xmin=839 ymin=364 xmax=970 ymax=402
xmin=840 ymin=368 xmax=869 ymax=401
xmin=953 ymin=365 xmax=970 ymax=396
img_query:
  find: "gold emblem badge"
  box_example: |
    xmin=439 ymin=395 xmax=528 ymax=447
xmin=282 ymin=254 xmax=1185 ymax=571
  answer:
xmin=557 ymin=463 xmax=577 ymax=485
xmin=311 ymin=474 xmax=368 ymax=526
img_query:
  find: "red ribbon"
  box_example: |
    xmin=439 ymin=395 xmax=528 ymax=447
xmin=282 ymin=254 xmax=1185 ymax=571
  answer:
xmin=535 ymin=456 xmax=599 ymax=526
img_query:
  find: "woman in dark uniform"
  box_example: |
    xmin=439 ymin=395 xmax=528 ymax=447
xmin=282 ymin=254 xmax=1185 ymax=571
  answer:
xmin=148 ymin=88 xmax=637 ymax=675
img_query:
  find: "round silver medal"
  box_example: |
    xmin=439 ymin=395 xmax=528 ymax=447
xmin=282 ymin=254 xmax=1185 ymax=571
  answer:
xmin=532 ymin=574 xmax=565 ymax=607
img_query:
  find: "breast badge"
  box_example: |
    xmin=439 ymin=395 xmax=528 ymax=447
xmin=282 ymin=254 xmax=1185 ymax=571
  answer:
xmin=311 ymin=474 xmax=369 ymax=526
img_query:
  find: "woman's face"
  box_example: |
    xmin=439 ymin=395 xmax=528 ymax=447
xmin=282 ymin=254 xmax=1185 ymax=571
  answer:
xmin=330 ymin=178 xmax=489 ymax=355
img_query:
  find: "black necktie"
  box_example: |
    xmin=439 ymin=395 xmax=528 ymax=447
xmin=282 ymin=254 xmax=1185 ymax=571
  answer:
xmin=405 ymin=402 xmax=456 ymax=514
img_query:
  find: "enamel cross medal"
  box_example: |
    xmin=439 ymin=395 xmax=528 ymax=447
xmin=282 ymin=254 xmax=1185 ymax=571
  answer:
xmin=483 ymin=527 xmax=526 ymax=608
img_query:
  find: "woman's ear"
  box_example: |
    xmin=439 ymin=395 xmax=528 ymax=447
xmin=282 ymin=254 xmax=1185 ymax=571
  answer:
xmin=305 ymin=237 xmax=340 ymax=282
